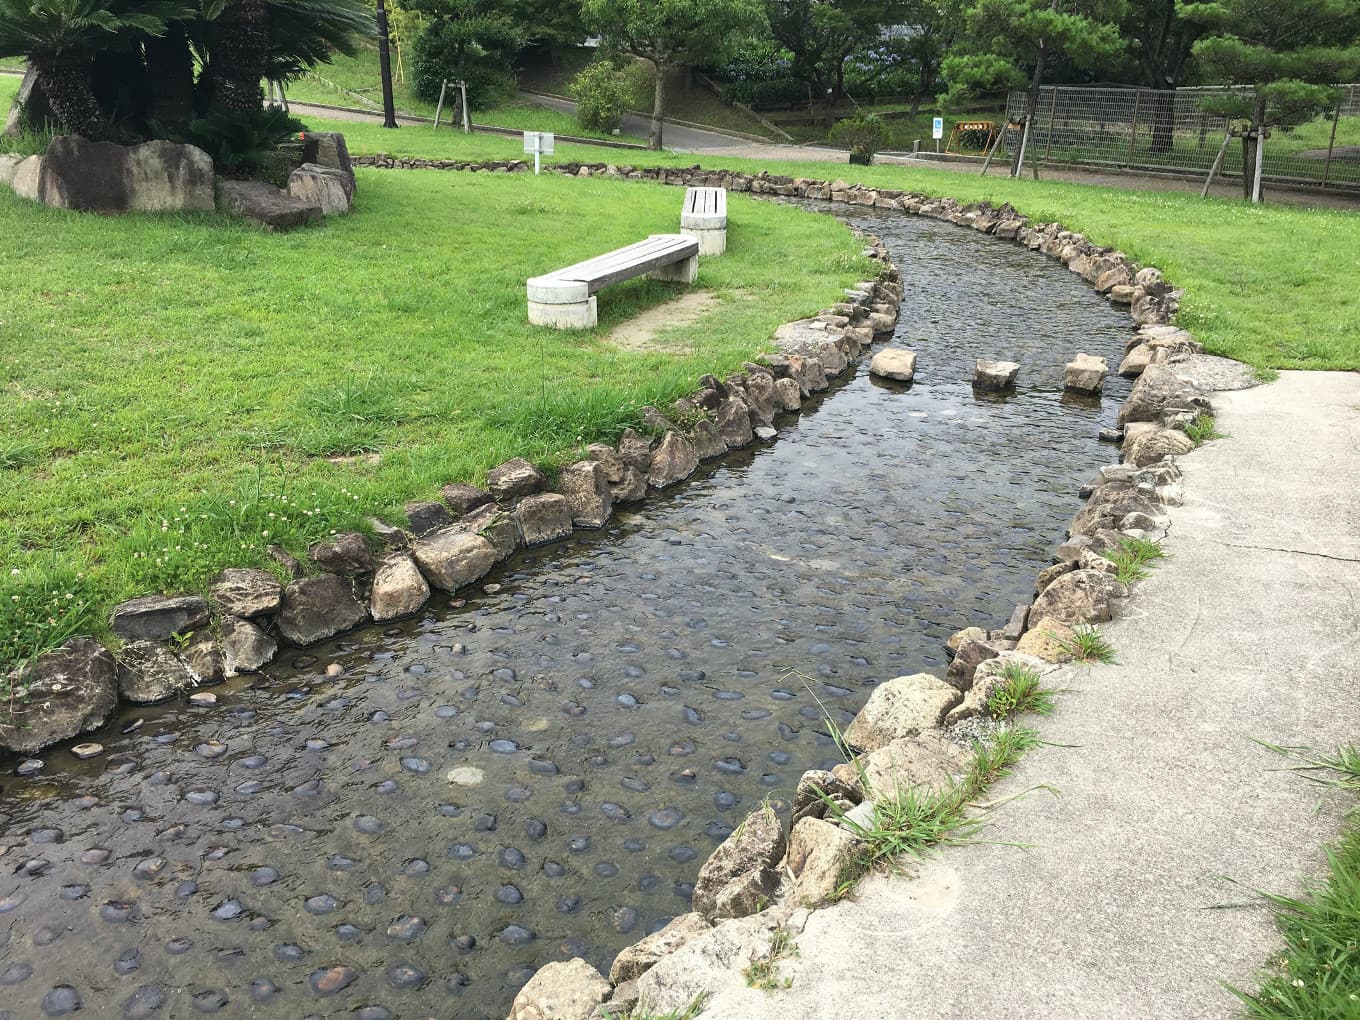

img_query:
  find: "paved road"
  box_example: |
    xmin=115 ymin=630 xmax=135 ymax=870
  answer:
xmin=517 ymin=91 xmax=774 ymax=152
xmin=686 ymin=370 xmax=1360 ymax=1019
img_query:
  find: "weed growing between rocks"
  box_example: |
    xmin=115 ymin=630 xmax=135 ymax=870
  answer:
xmin=742 ymin=924 xmax=799 ymax=991
xmin=1234 ymin=744 xmax=1360 ymax=1019
xmin=1056 ymin=624 xmax=1118 ymax=665
xmin=1183 ymin=413 xmax=1226 ymax=446
xmin=603 ymin=995 xmax=708 ymax=1020
xmin=1107 ymin=536 xmax=1168 ymax=586
xmin=986 ymin=662 xmax=1058 ymax=719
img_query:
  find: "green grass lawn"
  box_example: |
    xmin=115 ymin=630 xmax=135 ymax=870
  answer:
xmin=0 ymin=163 xmax=869 ymax=665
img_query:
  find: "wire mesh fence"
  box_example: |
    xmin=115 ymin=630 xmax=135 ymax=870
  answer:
xmin=1002 ymin=85 xmax=1360 ymax=192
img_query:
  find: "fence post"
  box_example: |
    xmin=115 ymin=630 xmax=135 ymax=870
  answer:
xmin=1126 ymin=89 xmax=1143 ymax=169
xmin=1042 ymin=87 xmax=1059 ymax=166
xmin=1320 ymin=107 xmax=1340 ymax=190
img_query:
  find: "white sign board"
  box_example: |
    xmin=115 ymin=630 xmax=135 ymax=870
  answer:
xmin=523 ymin=131 xmax=555 ymax=155
xmin=932 ymin=117 xmax=944 ymax=140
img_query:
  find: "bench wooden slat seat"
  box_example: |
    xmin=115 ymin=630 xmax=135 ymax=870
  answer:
xmin=680 ymin=186 xmax=727 ymax=256
xmin=527 ymin=233 xmax=700 ymax=329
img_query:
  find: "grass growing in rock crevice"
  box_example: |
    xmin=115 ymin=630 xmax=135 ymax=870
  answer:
xmin=1183 ymin=413 xmax=1227 ymax=446
xmin=1235 ymin=745 xmax=1360 ymax=1019
xmin=1107 ymin=536 xmax=1168 ymax=586
xmin=1055 ymin=624 xmax=1119 ymax=664
xmin=0 ymin=162 xmax=869 ymax=669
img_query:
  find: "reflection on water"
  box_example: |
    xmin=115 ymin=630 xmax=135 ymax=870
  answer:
xmin=0 ymin=206 xmax=1132 ymax=1020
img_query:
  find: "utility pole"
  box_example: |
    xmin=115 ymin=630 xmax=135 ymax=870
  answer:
xmin=375 ymin=0 xmax=399 ymax=129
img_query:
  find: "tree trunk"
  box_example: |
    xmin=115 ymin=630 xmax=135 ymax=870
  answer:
xmin=648 ymin=59 xmax=666 ymax=150
xmin=212 ymin=0 xmax=268 ymax=113
xmin=1148 ymin=88 xmax=1175 ymax=155
xmin=1012 ymin=45 xmax=1047 ymax=176
xmin=1244 ymin=93 xmax=1267 ymax=202
xmin=35 ymin=54 xmax=104 ymax=138
xmin=144 ymin=27 xmax=196 ymax=127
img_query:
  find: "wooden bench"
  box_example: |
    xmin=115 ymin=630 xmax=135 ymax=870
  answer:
xmin=526 ymin=233 xmax=700 ymax=329
xmin=680 ymin=186 xmax=727 ymax=256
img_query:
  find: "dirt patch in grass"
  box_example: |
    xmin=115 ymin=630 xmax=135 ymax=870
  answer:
xmin=608 ymin=289 xmax=721 ymax=353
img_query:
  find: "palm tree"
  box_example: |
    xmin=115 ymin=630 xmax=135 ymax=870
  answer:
xmin=0 ymin=0 xmax=184 ymax=136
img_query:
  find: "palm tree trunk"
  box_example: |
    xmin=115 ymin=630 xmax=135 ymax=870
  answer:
xmin=35 ymin=54 xmax=103 ymax=138
xmin=213 ymin=0 xmax=268 ymax=113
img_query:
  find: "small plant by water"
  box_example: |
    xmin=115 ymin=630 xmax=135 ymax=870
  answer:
xmin=986 ymin=663 xmax=1057 ymax=719
xmin=743 ymin=924 xmax=799 ymax=991
xmin=1107 ymin=536 xmax=1167 ymax=585
xmin=603 ymin=996 xmax=707 ymax=1020
xmin=0 ymin=559 xmax=100 ymax=678
xmin=1056 ymin=624 xmax=1118 ymax=665
xmin=1183 ymin=413 xmax=1225 ymax=446
xmin=1233 ymin=743 xmax=1360 ymax=1018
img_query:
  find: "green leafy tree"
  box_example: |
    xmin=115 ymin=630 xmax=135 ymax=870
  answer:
xmin=580 ymin=0 xmax=765 ymax=149
xmin=941 ymin=0 xmax=1126 ymax=172
xmin=1115 ymin=0 xmax=1209 ymax=153
xmin=0 ymin=0 xmax=185 ymax=137
xmin=1188 ymin=0 xmax=1360 ymax=199
xmin=765 ymin=0 xmax=910 ymax=119
xmin=406 ymin=0 xmax=522 ymax=107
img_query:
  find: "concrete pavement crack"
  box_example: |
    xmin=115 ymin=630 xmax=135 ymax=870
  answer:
xmin=1210 ymin=539 xmax=1360 ymax=565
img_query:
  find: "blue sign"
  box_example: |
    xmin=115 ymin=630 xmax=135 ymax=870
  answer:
xmin=932 ymin=117 xmax=944 ymax=139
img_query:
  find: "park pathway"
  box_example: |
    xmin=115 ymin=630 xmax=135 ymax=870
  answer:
xmin=693 ymin=370 xmax=1360 ymax=1019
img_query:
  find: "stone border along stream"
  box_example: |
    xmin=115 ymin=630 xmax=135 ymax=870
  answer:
xmin=2 ymin=157 xmax=1221 ymax=1014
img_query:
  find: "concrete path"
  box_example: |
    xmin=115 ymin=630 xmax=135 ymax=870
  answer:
xmin=519 ymin=91 xmax=774 ymax=152
xmin=697 ymin=370 xmax=1360 ymax=1020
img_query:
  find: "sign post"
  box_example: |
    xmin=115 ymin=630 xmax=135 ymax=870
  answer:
xmin=523 ymin=131 xmax=555 ymax=175
xmin=932 ymin=116 xmax=944 ymax=154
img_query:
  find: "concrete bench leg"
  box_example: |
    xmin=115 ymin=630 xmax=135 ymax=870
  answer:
xmin=648 ymin=254 xmax=699 ymax=285
xmin=681 ymin=227 xmax=726 ymax=256
xmin=528 ymin=296 xmax=597 ymax=329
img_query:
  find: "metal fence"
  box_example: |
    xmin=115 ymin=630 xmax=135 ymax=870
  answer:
xmin=1002 ymin=85 xmax=1360 ymax=192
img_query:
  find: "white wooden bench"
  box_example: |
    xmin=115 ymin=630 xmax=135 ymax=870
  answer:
xmin=680 ymin=186 xmax=727 ymax=256
xmin=526 ymin=233 xmax=700 ymax=329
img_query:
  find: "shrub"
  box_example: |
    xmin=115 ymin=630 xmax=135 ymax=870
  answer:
xmin=181 ymin=107 xmax=307 ymax=181
xmin=717 ymin=42 xmax=804 ymax=108
xmin=829 ymin=111 xmax=889 ymax=160
xmin=570 ymin=61 xmax=633 ymax=133
xmin=410 ymin=12 xmax=519 ymax=109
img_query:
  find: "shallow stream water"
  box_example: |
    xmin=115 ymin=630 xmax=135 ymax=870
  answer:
xmin=0 ymin=205 xmax=1133 ymax=1020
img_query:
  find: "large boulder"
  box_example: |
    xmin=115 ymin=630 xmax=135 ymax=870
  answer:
xmin=35 ymin=135 xmax=213 ymax=213
xmin=301 ymin=131 xmax=354 ymax=180
xmin=210 ymin=567 xmax=281 ymax=618
xmin=287 ymin=162 xmax=353 ymax=216
xmin=0 ymin=638 xmax=118 ymax=754
xmin=843 ymin=673 xmax=961 ymax=753
xmin=220 ymin=617 xmax=277 ymax=676
xmin=557 ymin=460 xmax=612 ymax=528
xmin=1028 ymin=569 xmax=1127 ymax=630
xmin=488 ymin=458 xmax=547 ymax=501
xmin=10 ymin=154 xmax=41 ymax=201
xmin=869 ymin=348 xmax=916 ymax=383
xmin=690 ymin=418 xmax=729 ymax=461
xmin=412 ymin=528 xmax=497 ymax=591
xmin=277 ymin=574 xmax=368 ymax=645
xmin=116 ymin=640 xmax=198 ymax=703
xmin=0 ymin=153 xmax=21 ymax=188
xmin=846 ymin=731 xmax=972 ymax=801
xmin=516 ymin=493 xmax=574 ymax=546
xmin=609 ymin=912 xmax=711 ymax=984
xmin=218 ymin=180 xmax=321 ymax=231
xmin=691 ymin=803 xmax=786 ymax=920
xmin=714 ymin=396 xmax=754 ymax=448
xmin=1118 ymin=363 xmax=1210 ymax=427
xmin=110 ymin=594 xmax=210 ymax=642
xmin=648 ymin=431 xmax=698 ymax=490
xmin=369 ymin=552 xmax=430 ymax=622
xmin=785 ymin=816 xmax=863 ymax=908
xmin=507 ymin=959 xmax=609 ymax=1020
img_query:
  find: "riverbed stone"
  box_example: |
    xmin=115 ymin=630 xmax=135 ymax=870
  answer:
xmin=1063 ymin=353 xmax=1108 ymax=395
xmin=370 ymin=552 xmax=430 ymax=621
xmin=854 ymin=730 xmax=972 ymax=800
xmin=413 ymin=528 xmax=498 ymax=590
xmin=786 ymin=816 xmax=863 ymax=908
xmin=691 ymin=803 xmax=786 ymax=920
xmin=405 ymin=500 xmax=453 ymax=536
xmin=1118 ymin=363 xmax=1211 ymax=427
xmin=742 ymin=373 xmax=778 ymax=426
xmin=210 ymin=568 xmax=281 ymax=618
xmin=455 ymin=504 xmax=523 ymax=562
xmin=715 ymin=396 xmax=754 ymax=448
xmin=1125 ymin=427 xmax=1195 ymax=467
xmin=308 ymin=531 xmax=372 ymax=576
xmin=944 ymin=637 xmax=1000 ymax=691
xmin=1119 ymin=344 xmax=1153 ymax=378
xmin=1036 ymin=560 xmax=1077 ymax=594
xmin=114 ymin=640 xmax=193 ymax=703
xmin=221 ymin=617 xmax=277 ymax=675
xmin=515 ymin=493 xmax=574 ymax=546
xmin=277 ymin=574 xmax=368 ymax=645
xmin=973 ymin=359 xmax=1020 ymax=391
xmin=110 ymin=595 xmax=210 ymax=642
xmin=608 ymin=912 xmax=711 ymax=984
xmin=1028 ymin=569 xmax=1127 ymax=631
xmin=558 ymin=461 xmax=613 ymax=528
xmin=791 ymin=768 xmax=861 ymax=826
xmin=0 ymin=639 xmax=117 ymax=754
xmin=689 ymin=419 xmax=728 ymax=461
xmin=610 ymin=467 xmax=647 ymax=505
xmin=182 ymin=635 xmax=224 ymax=685
xmin=634 ymin=913 xmax=782 ymax=1015
xmin=869 ymin=349 xmax=916 ymax=383
xmin=1015 ymin=621 xmax=1079 ymax=663
xmin=507 ymin=958 xmax=609 ymax=1020
xmin=773 ymin=377 xmax=802 ymax=412
xmin=488 ymin=458 xmax=547 ymax=501
xmin=616 ymin=429 xmax=652 ymax=472
xmin=648 ymin=432 xmax=699 ymax=490
xmin=585 ymin=445 xmax=625 ymax=483
xmin=844 ymin=673 xmax=961 ymax=753
xmin=440 ymin=483 xmax=493 ymax=516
